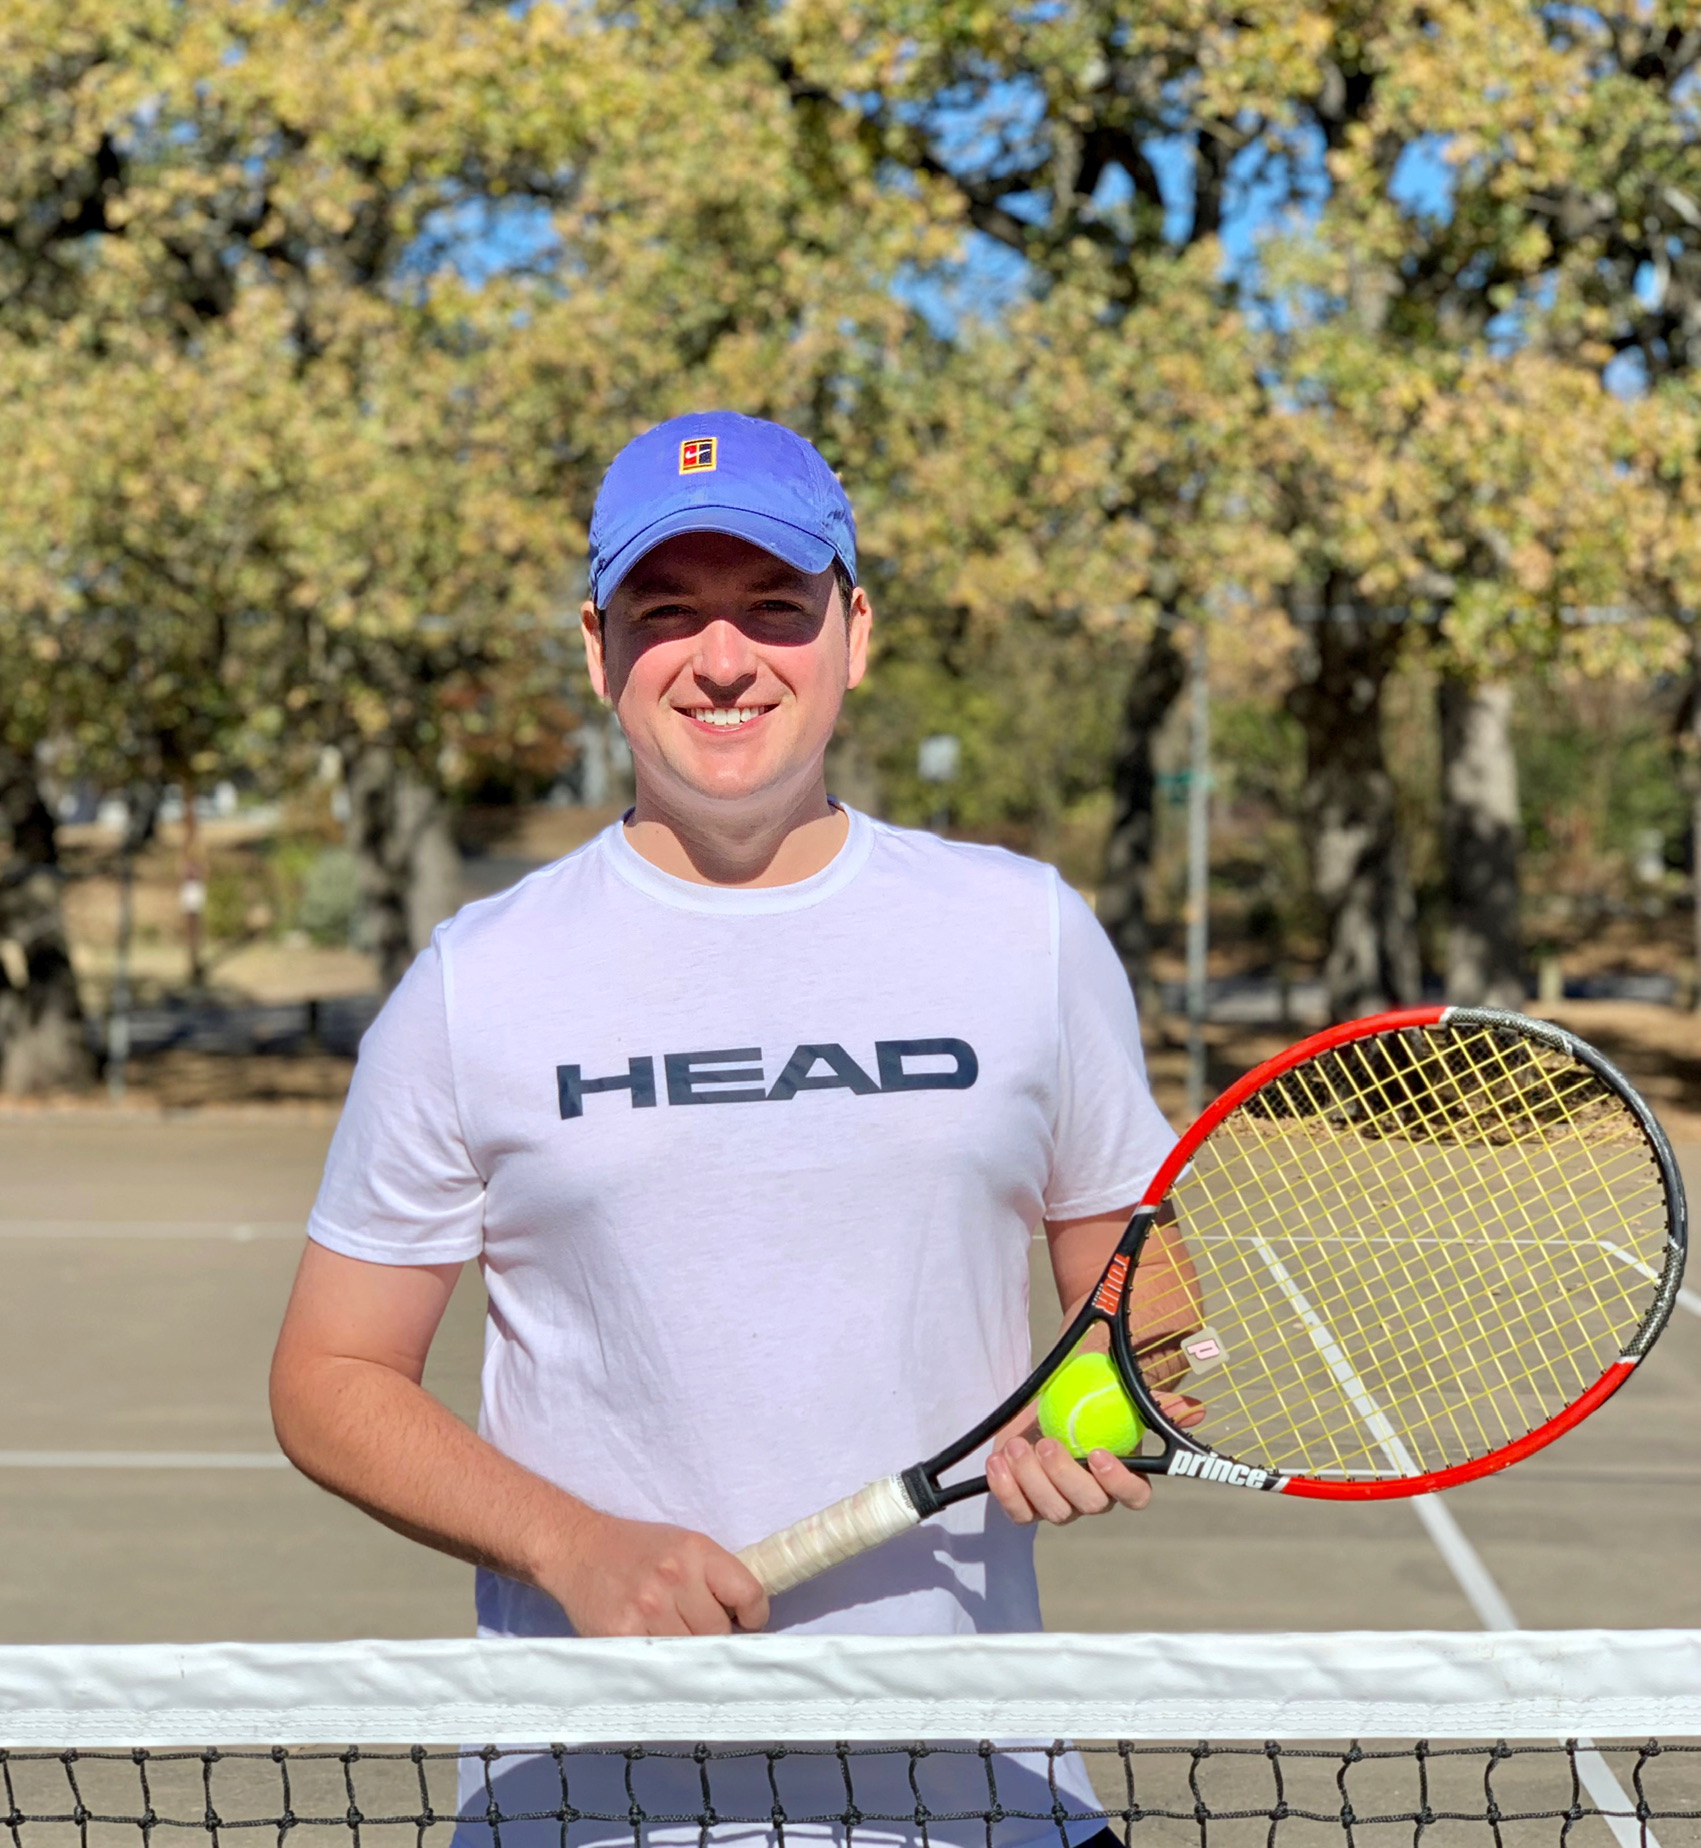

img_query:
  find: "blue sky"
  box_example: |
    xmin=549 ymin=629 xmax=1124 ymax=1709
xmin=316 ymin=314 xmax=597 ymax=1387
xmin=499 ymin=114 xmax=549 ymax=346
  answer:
xmin=894 ymin=114 xmax=1459 ymax=334
xmin=428 ymin=95 xmax=1476 ymax=354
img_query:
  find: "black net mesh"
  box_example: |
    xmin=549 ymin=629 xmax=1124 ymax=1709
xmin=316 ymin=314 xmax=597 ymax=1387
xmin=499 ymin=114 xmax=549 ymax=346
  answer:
xmin=4 ymin=1739 xmax=1698 ymax=1848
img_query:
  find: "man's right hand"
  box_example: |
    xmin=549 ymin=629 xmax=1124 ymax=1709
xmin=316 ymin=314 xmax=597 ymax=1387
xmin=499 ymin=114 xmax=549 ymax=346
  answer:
xmin=541 ymin=1511 xmax=770 ymax=1636
xmin=272 ymin=1243 xmax=770 ymax=1640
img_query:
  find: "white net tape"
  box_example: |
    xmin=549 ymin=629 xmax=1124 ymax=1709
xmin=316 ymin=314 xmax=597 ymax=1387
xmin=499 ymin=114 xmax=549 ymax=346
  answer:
xmin=1 ymin=1631 xmax=1697 ymax=1748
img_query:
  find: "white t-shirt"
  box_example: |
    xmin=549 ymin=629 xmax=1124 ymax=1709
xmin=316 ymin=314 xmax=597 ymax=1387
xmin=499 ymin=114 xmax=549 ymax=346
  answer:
xmin=309 ymin=808 xmax=1175 ymax=1844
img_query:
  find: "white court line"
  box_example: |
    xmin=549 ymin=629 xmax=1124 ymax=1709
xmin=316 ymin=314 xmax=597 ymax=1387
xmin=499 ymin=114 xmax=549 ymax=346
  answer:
xmin=1194 ymin=1231 xmax=1647 ymax=1249
xmin=1411 ymin=1495 xmax=1654 ymax=1848
xmin=1410 ymin=1494 xmax=1517 ymax=1629
xmin=1194 ymin=1230 xmax=1701 ymax=1320
xmin=1600 ymin=1241 xmax=1701 ymax=1322
xmin=0 ymin=1451 xmax=290 ymax=1469
xmin=1246 ymin=1233 xmax=1420 ymax=1474
xmin=0 ymin=1221 xmax=300 ymax=1240
xmin=1242 ymin=1237 xmax=1657 ymax=1848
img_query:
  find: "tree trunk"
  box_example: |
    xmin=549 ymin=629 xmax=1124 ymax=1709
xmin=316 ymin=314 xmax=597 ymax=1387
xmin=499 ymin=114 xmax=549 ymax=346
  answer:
xmin=0 ymin=747 xmax=94 ymax=1094
xmin=1438 ymin=673 xmax=1525 ymax=1007
xmin=1692 ymin=622 xmax=1701 ymax=1013
xmin=104 ymin=785 xmax=162 ymax=1102
xmin=179 ymin=780 xmax=208 ymax=990
xmin=344 ymin=745 xmax=461 ymax=993
xmin=1286 ymin=602 xmax=1421 ymax=1022
xmin=1097 ymin=618 xmax=1188 ymax=1021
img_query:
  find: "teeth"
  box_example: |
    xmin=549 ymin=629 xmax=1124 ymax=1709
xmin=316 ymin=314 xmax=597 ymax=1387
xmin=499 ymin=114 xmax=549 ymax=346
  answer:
xmin=689 ymin=707 xmax=766 ymax=727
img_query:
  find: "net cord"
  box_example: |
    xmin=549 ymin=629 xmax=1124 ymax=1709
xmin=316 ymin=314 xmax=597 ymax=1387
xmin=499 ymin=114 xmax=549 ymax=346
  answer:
xmin=2 ymin=1632 xmax=1698 ymax=1748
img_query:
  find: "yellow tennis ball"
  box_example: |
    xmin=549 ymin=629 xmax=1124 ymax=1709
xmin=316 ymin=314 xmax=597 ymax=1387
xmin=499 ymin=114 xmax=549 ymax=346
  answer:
xmin=1036 ymin=1353 xmax=1144 ymax=1457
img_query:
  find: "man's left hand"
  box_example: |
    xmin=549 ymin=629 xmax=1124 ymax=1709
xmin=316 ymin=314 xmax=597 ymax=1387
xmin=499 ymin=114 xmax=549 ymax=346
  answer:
xmin=985 ymin=1391 xmax=1202 ymax=1526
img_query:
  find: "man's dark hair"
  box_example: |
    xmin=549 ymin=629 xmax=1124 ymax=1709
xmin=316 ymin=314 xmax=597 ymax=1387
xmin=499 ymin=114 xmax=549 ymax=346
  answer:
xmin=833 ymin=560 xmax=857 ymax=620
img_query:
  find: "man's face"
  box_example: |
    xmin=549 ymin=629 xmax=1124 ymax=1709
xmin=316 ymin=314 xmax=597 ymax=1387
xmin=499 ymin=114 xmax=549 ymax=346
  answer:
xmin=582 ymin=530 xmax=871 ymax=817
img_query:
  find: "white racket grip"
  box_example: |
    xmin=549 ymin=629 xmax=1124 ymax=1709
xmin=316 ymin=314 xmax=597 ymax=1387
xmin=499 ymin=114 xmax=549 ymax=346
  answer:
xmin=736 ymin=1474 xmax=922 ymax=1596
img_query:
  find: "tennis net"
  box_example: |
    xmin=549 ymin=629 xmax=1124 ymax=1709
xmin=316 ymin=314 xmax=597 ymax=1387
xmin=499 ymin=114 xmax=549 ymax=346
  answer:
xmin=2 ymin=1632 xmax=1698 ymax=1848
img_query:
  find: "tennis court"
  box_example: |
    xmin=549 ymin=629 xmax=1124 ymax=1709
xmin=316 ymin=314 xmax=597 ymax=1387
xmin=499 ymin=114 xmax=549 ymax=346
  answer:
xmin=0 ymin=1110 xmax=1695 ymax=1643
xmin=1 ymin=1112 xmax=1699 ymax=1848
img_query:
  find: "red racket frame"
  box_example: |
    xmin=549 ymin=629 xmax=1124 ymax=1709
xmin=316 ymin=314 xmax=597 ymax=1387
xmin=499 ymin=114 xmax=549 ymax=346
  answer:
xmin=904 ymin=1005 xmax=1685 ymax=1517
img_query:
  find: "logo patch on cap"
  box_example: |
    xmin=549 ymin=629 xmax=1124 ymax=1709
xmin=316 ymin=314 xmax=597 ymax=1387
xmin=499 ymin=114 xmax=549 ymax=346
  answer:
xmin=679 ymin=437 xmax=717 ymax=475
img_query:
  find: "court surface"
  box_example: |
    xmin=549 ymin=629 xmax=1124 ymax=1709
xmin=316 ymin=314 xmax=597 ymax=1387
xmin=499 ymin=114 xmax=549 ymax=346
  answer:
xmin=0 ymin=1110 xmax=1695 ymax=1642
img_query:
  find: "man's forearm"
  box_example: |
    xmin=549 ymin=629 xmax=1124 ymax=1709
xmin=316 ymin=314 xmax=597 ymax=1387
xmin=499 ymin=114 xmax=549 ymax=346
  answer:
xmin=271 ymin=1242 xmax=767 ymax=1635
xmin=270 ymin=1349 xmax=589 ymax=1589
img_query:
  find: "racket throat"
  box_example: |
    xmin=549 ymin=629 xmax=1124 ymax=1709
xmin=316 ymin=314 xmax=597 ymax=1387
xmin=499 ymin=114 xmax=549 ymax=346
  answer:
xmin=900 ymin=1462 xmax=945 ymax=1520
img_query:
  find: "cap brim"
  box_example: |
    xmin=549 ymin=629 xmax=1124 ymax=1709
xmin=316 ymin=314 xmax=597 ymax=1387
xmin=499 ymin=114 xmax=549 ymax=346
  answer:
xmin=593 ymin=506 xmax=839 ymax=605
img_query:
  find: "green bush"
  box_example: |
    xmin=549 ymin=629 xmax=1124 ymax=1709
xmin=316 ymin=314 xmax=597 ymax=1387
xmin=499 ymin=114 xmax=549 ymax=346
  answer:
xmin=203 ymin=865 xmax=252 ymax=943
xmin=297 ymin=847 xmax=362 ymax=947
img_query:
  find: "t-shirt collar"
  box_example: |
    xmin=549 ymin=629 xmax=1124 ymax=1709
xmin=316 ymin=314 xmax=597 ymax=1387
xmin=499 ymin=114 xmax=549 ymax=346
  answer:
xmin=602 ymin=803 xmax=874 ymax=914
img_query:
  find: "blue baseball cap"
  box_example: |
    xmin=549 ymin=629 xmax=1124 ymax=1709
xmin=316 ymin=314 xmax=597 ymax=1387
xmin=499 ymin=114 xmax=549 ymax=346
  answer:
xmin=587 ymin=411 xmax=857 ymax=607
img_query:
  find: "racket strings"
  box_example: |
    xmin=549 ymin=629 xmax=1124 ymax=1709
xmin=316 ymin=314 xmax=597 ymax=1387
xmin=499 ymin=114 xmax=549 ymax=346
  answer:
xmin=1292 ymin=1036 xmax=1637 ymax=1415
xmin=1151 ymin=1022 xmax=1670 ymax=1480
xmin=1267 ymin=1036 xmax=1650 ymax=1468
xmin=1190 ymin=1085 xmax=1519 ymax=1476
xmin=1265 ymin=1034 xmax=1656 ymax=1470
xmin=1175 ymin=1144 xmax=1630 ymax=1475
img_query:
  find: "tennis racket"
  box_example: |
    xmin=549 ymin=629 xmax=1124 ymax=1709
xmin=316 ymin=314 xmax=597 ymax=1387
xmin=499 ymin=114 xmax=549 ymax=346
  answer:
xmin=738 ymin=1005 xmax=1687 ymax=1596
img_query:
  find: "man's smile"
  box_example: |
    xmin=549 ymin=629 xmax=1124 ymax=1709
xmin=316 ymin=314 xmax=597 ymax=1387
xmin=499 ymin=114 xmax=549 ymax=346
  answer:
xmin=681 ymin=705 xmax=776 ymax=730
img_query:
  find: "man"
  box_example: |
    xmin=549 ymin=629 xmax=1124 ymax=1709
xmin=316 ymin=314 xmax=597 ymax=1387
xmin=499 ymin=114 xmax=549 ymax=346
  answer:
xmin=271 ymin=410 xmax=1179 ymax=1843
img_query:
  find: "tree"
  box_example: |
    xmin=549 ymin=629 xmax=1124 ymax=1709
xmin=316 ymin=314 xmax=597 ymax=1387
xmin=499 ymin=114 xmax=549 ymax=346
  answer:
xmin=1436 ymin=678 xmax=1522 ymax=1006
xmin=1280 ymin=313 xmax=1650 ymax=1009
xmin=646 ymin=0 xmax=1353 ymax=998
xmin=1616 ymin=379 xmax=1701 ymax=1003
xmin=1251 ymin=324 xmax=1430 ymax=1019
xmin=8 ymin=0 xmax=1692 ymax=1056
xmin=0 ymin=0 xmax=945 ymax=1015
xmin=1405 ymin=354 xmax=1642 ymax=1007
xmin=0 ymin=737 xmax=89 ymax=1093
xmin=678 ymin=0 xmax=1701 ymax=1017
xmin=1298 ymin=3 xmax=1701 ymax=1002
xmin=842 ymin=250 xmax=1282 ymax=1001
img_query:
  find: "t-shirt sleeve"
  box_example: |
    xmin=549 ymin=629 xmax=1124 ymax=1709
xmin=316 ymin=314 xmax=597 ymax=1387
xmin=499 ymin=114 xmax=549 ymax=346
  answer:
xmin=1043 ymin=877 xmax=1178 ymax=1220
xmin=306 ymin=937 xmax=486 ymax=1264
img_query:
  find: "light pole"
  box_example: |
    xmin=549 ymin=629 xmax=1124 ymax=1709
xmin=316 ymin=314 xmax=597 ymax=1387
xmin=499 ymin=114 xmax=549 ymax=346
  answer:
xmin=107 ymin=794 xmax=142 ymax=1102
xmin=917 ymin=733 xmax=961 ymax=834
xmin=1184 ymin=624 xmax=1211 ymax=1116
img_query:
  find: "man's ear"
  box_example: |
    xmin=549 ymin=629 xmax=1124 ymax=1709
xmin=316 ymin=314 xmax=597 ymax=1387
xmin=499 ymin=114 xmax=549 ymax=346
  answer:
xmin=845 ymin=586 xmax=873 ymax=692
xmin=581 ymin=600 xmax=611 ymax=703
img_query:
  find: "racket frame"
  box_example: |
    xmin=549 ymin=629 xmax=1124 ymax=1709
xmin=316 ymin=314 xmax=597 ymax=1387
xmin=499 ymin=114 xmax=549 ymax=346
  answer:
xmin=898 ymin=1201 xmax=1176 ymax=1519
xmin=901 ymin=1003 xmax=1687 ymax=1519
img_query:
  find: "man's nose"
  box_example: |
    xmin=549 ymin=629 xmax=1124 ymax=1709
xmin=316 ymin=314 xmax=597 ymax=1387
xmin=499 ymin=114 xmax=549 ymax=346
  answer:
xmin=692 ymin=618 xmax=759 ymax=698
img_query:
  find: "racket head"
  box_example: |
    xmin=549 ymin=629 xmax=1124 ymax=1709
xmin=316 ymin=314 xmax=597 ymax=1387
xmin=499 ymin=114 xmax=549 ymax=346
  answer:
xmin=1109 ymin=1006 xmax=1687 ymax=1497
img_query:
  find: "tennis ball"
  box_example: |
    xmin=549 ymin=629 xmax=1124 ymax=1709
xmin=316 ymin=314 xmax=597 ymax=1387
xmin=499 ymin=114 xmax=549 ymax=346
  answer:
xmin=1036 ymin=1353 xmax=1144 ymax=1458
